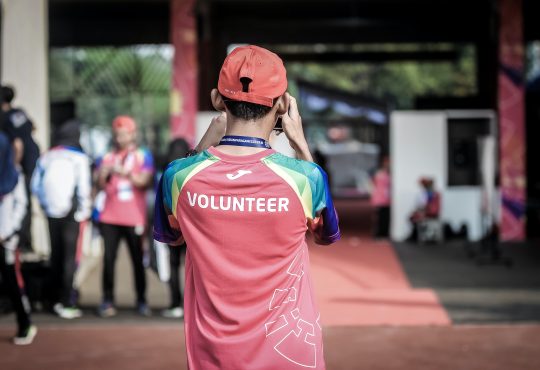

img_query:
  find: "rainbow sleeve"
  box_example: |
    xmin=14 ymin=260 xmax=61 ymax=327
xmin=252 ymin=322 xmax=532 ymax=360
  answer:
xmin=262 ymin=154 xmax=340 ymax=245
xmin=153 ymin=160 xmax=184 ymax=245
xmin=153 ymin=173 xmax=182 ymax=245
xmin=309 ymin=164 xmax=340 ymax=244
xmin=153 ymin=152 xmax=219 ymax=245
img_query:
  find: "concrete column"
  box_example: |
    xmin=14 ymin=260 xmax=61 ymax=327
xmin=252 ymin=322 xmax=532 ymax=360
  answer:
xmin=497 ymin=0 xmax=526 ymax=241
xmin=1 ymin=0 xmax=49 ymax=150
xmin=170 ymin=0 xmax=197 ymax=146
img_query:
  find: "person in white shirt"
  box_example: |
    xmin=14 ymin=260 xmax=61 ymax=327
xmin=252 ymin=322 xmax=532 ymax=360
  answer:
xmin=31 ymin=119 xmax=91 ymax=319
xmin=0 ymin=132 xmax=36 ymax=345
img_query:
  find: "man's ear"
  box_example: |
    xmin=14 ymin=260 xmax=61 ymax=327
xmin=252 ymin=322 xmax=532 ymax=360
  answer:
xmin=275 ymin=94 xmax=289 ymax=116
xmin=211 ymin=89 xmax=226 ymax=112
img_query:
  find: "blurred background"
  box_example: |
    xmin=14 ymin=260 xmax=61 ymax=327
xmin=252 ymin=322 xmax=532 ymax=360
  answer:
xmin=1 ymin=0 xmax=540 ymax=369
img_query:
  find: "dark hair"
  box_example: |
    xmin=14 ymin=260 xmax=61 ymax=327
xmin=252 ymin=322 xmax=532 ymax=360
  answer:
xmin=224 ymin=99 xmax=272 ymax=121
xmin=166 ymin=138 xmax=190 ymax=165
xmin=159 ymin=138 xmax=190 ymax=171
xmin=52 ymin=119 xmax=81 ymax=148
xmin=1 ymin=85 xmax=15 ymax=104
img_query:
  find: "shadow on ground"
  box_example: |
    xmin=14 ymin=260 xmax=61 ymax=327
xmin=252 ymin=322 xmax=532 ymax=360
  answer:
xmin=394 ymin=241 xmax=540 ymax=323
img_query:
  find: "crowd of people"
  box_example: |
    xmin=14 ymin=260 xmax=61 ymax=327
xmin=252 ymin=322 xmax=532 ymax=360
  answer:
xmin=0 ymin=79 xmax=444 ymax=348
xmin=0 ymin=47 xmax=347 ymax=370
xmin=0 ymin=85 xmax=187 ymax=345
xmin=1 ymin=44 xmax=344 ymax=369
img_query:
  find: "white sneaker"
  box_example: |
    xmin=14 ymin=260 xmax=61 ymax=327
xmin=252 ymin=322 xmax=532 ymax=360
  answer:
xmin=161 ymin=306 xmax=184 ymax=318
xmin=54 ymin=303 xmax=83 ymax=319
xmin=13 ymin=325 xmax=37 ymax=345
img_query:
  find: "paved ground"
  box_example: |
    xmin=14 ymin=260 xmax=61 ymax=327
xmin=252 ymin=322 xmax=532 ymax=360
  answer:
xmin=1 ymin=324 xmax=539 ymax=370
xmin=310 ymin=235 xmax=451 ymax=326
xmin=395 ymin=241 xmax=540 ymax=323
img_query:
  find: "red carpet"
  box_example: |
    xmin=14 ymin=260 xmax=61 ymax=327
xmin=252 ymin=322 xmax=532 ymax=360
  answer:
xmin=309 ymin=200 xmax=450 ymax=326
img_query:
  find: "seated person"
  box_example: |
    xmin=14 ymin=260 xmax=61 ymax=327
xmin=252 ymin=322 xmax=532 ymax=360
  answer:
xmin=407 ymin=177 xmax=440 ymax=241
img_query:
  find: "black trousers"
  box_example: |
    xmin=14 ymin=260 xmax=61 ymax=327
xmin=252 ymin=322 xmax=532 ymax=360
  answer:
xmin=18 ymin=177 xmax=33 ymax=252
xmin=47 ymin=217 xmax=81 ymax=307
xmin=100 ymin=223 xmax=146 ymax=304
xmin=374 ymin=206 xmax=391 ymax=238
xmin=0 ymin=245 xmax=31 ymax=332
xmin=168 ymin=244 xmax=186 ymax=308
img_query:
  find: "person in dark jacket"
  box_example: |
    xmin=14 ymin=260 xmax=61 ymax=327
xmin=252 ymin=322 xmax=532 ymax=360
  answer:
xmin=0 ymin=85 xmax=40 ymax=252
xmin=0 ymin=132 xmax=37 ymax=345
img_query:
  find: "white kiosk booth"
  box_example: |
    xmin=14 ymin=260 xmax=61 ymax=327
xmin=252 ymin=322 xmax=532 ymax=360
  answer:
xmin=390 ymin=110 xmax=498 ymax=242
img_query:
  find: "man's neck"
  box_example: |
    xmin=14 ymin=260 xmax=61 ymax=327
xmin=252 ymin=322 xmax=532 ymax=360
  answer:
xmin=217 ymin=117 xmax=273 ymax=155
xmin=224 ymin=119 xmax=272 ymax=141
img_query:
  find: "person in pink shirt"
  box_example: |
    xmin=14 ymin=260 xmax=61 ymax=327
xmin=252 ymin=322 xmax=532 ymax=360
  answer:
xmin=371 ymin=156 xmax=391 ymax=238
xmin=154 ymin=45 xmax=340 ymax=370
xmin=96 ymin=116 xmax=154 ymax=317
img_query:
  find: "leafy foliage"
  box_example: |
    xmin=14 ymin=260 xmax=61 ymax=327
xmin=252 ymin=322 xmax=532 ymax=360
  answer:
xmin=49 ymin=46 xmax=172 ymax=130
xmin=286 ymin=44 xmax=477 ymax=109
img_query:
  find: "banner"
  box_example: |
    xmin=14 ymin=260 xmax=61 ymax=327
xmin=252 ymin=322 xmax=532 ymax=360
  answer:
xmin=170 ymin=0 xmax=198 ymax=145
xmin=498 ymin=0 xmax=526 ymax=241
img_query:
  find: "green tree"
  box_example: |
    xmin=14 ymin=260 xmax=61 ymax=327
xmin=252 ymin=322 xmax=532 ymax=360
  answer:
xmin=286 ymin=44 xmax=476 ymax=109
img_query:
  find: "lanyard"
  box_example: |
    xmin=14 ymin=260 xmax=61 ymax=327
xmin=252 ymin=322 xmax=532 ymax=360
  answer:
xmin=218 ymin=135 xmax=271 ymax=149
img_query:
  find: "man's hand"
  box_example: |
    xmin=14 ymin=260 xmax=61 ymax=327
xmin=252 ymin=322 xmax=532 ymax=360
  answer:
xmin=97 ymin=165 xmax=113 ymax=189
xmin=195 ymin=112 xmax=227 ymax=152
xmin=128 ymin=171 xmax=153 ymax=189
xmin=99 ymin=165 xmax=113 ymax=177
xmin=112 ymin=164 xmax=126 ymax=176
xmin=281 ymin=93 xmax=313 ymax=162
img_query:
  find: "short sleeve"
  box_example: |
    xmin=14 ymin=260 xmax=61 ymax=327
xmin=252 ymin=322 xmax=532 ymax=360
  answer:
xmin=308 ymin=165 xmax=340 ymax=245
xmin=153 ymin=167 xmax=183 ymax=246
xmin=139 ymin=148 xmax=154 ymax=172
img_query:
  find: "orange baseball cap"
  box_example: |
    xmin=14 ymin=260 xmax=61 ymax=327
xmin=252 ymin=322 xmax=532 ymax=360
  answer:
xmin=112 ymin=115 xmax=137 ymax=132
xmin=218 ymin=45 xmax=287 ymax=107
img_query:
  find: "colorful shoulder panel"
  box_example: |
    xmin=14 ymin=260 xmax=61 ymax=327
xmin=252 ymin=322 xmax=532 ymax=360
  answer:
xmin=261 ymin=153 xmax=340 ymax=245
xmin=153 ymin=151 xmax=219 ymax=245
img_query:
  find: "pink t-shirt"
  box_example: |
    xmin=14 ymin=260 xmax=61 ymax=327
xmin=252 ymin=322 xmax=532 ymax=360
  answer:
xmin=371 ymin=169 xmax=391 ymax=207
xmin=99 ymin=147 xmax=154 ymax=227
xmin=154 ymin=147 xmax=340 ymax=370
